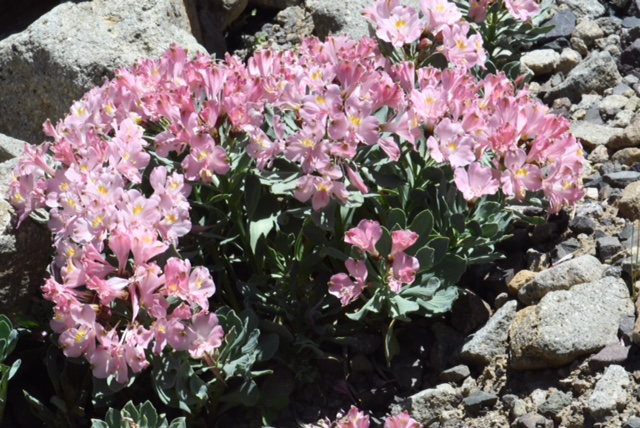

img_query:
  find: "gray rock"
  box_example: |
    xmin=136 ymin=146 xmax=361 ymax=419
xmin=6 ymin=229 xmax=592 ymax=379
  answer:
xmin=459 ymin=300 xmax=517 ymax=365
xmin=558 ymin=0 xmax=606 ymax=20
xmin=516 ymin=413 xmax=554 ymax=428
xmin=510 ymin=277 xmax=634 ymax=370
xmin=570 ymin=121 xmax=624 ymax=150
xmin=557 ymin=48 xmax=582 ymax=74
xmin=541 ymin=9 xmax=576 ymax=41
xmin=596 ymin=16 xmax=622 ymax=37
xmin=623 ymin=111 xmax=640 ymax=148
xmin=553 ymin=237 xmax=581 ymax=262
xmin=401 ymin=383 xmax=460 ymax=426
xmin=306 ymin=0 xmax=370 ymax=40
xmin=624 ymin=416 xmax=640 ymax=428
xmin=619 ymin=38 xmax=640 ymax=80
xmin=596 ymin=236 xmax=623 ymax=260
xmin=210 ymin=0 xmax=248 ymax=29
xmin=538 ymin=390 xmax=571 ymax=418
xmin=588 ymin=145 xmax=610 ymax=164
xmin=617 ymin=181 xmax=640 ymax=221
xmin=613 ymin=83 xmax=635 ymax=97
xmin=588 ymin=342 xmax=629 ymax=371
xmin=518 ymin=255 xmax=604 ymax=305
xmin=521 ymin=50 xmax=560 ymax=76
xmin=569 ymin=216 xmax=597 ymax=234
xmin=0 ymin=134 xmax=25 ymax=163
xmin=544 ymin=51 xmax=622 ymax=104
xmin=601 ymin=94 xmax=631 ymax=120
xmin=439 ymin=365 xmax=470 ymax=383
xmin=572 ymin=20 xmax=605 ymax=47
xmin=603 ymin=171 xmax=640 ymax=188
xmin=512 ymin=400 xmax=528 ymax=419
xmin=431 ymin=322 xmax=465 ymax=373
xmin=0 ymin=0 xmax=206 ymax=144
xmin=587 ymin=365 xmax=630 ymax=419
xmin=462 ymin=390 xmax=498 ymax=415
xmin=450 ymin=291 xmax=491 ymax=335
xmin=612 ymin=148 xmax=640 ymax=166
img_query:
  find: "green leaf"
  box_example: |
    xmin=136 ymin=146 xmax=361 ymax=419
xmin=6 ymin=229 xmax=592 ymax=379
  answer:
xmin=409 ymin=209 xmax=434 ymax=239
xmin=256 ymin=332 xmax=279 ymax=362
xmin=432 ymin=254 xmax=466 ymax=284
xmin=220 ymin=379 xmax=260 ymax=407
xmin=387 ymin=208 xmax=407 ymax=230
xmin=320 ymin=246 xmax=349 ymax=262
xmin=376 ymin=226 xmax=392 ymax=258
xmin=481 ymin=223 xmax=499 ymax=239
xmin=415 ymin=246 xmax=435 ymax=272
xmin=450 ymin=213 xmax=465 ymax=233
xmin=244 ymin=173 xmax=262 ymax=220
xmin=389 ymin=295 xmax=420 ymax=319
xmin=249 ymin=215 xmax=278 ymax=255
xmin=427 ymin=236 xmax=449 ymax=265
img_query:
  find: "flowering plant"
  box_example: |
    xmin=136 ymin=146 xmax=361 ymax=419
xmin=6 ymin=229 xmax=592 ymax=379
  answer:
xmin=7 ymin=0 xmax=583 ymax=423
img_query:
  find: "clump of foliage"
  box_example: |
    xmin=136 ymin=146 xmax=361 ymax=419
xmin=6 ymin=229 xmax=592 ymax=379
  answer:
xmin=7 ymin=0 xmax=580 ymax=424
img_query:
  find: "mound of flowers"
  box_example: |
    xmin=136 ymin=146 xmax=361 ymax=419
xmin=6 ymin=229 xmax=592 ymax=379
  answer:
xmin=7 ymin=0 xmax=584 ymax=423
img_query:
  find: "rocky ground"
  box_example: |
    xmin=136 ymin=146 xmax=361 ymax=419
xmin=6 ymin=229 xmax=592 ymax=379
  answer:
xmin=3 ymin=0 xmax=640 ymax=427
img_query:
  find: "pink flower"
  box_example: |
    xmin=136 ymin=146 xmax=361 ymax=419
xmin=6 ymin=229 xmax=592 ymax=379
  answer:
xmin=130 ymin=227 xmax=168 ymax=265
xmin=504 ymin=0 xmax=540 ymax=22
xmin=454 ymin=162 xmax=500 ymax=200
xmin=188 ymin=266 xmax=216 ymax=310
xmin=344 ymin=220 xmax=383 ymax=257
xmin=420 ymin=0 xmax=462 ymax=34
xmin=187 ymin=311 xmax=224 ymax=359
xmin=335 ymin=406 xmax=370 ymax=428
xmin=374 ymin=6 xmax=425 ymax=47
xmin=58 ymin=304 xmax=97 ymax=358
xmin=384 ymin=412 xmax=422 ymax=428
xmin=391 ymin=253 xmax=420 ymax=290
xmin=499 ymin=148 xmax=542 ymax=200
xmin=468 ymin=0 xmax=490 ymax=22
xmin=391 ymin=230 xmax=418 ymax=255
xmin=328 ymin=259 xmax=368 ymax=306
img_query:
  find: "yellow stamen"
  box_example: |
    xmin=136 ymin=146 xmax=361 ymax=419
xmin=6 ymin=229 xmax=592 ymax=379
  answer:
xmin=74 ymin=329 xmax=88 ymax=343
xmin=197 ymin=151 xmax=209 ymax=162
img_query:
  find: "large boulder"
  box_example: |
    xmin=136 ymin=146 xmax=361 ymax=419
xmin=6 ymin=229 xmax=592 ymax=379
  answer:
xmin=509 ymin=277 xmax=634 ymax=370
xmin=0 ymin=0 xmax=207 ymax=145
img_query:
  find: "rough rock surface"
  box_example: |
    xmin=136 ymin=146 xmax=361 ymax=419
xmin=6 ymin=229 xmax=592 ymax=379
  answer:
xmin=517 ymin=254 xmax=604 ymax=304
xmin=587 ymin=364 xmax=630 ymax=419
xmin=459 ymin=300 xmax=517 ymax=365
xmin=510 ymin=277 xmax=634 ymax=370
xmin=543 ymin=51 xmax=623 ymax=104
xmin=0 ymin=0 xmax=206 ymax=145
xmin=399 ymin=383 xmax=460 ymax=425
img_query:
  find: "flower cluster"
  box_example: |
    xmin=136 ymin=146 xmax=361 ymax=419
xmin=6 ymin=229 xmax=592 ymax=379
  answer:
xmin=7 ymin=0 xmax=584 ymax=385
xmin=311 ymin=406 xmax=422 ymax=428
xmin=329 ymin=220 xmax=420 ymax=306
xmin=9 ymin=48 xmax=227 ymax=383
